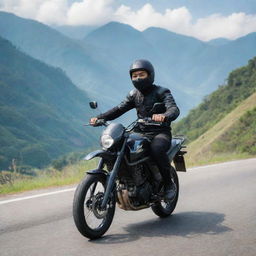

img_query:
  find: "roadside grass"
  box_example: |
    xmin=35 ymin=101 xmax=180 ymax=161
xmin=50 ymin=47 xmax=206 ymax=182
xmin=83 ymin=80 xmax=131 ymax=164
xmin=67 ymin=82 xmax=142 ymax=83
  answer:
xmin=0 ymin=159 xmax=97 ymax=195
xmin=186 ymin=93 xmax=256 ymax=167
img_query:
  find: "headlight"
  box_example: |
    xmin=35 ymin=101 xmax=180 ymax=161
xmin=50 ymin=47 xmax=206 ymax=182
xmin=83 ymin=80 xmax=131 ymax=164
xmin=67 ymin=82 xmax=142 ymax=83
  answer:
xmin=101 ymin=135 xmax=114 ymax=149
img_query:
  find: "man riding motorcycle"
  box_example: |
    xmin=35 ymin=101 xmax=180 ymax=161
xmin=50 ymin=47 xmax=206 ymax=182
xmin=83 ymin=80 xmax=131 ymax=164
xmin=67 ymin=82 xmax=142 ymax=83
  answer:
xmin=90 ymin=59 xmax=180 ymax=200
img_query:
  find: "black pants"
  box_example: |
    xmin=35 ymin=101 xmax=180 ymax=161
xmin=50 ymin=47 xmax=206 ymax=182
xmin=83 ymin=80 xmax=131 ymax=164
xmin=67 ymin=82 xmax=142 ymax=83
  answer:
xmin=148 ymin=133 xmax=172 ymax=185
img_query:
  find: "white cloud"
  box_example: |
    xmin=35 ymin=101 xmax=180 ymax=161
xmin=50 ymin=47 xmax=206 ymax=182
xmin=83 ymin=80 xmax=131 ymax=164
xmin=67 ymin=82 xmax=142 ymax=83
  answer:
xmin=114 ymin=4 xmax=256 ymax=40
xmin=114 ymin=4 xmax=192 ymax=35
xmin=192 ymin=12 xmax=256 ymax=41
xmin=67 ymin=0 xmax=114 ymax=25
xmin=0 ymin=0 xmax=45 ymax=18
xmin=0 ymin=0 xmax=68 ymax=24
xmin=37 ymin=1 xmax=68 ymax=24
xmin=1 ymin=0 xmax=256 ymax=40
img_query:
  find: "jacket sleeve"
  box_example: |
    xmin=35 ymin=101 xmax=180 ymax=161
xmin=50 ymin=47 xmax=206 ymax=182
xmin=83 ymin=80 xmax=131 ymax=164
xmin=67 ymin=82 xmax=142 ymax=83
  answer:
xmin=159 ymin=88 xmax=180 ymax=122
xmin=97 ymin=90 xmax=135 ymax=121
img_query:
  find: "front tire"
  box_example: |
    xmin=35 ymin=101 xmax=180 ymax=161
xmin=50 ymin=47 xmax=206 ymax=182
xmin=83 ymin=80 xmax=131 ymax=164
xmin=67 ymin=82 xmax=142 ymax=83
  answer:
xmin=73 ymin=174 xmax=116 ymax=239
xmin=151 ymin=166 xmax=179 ymax=218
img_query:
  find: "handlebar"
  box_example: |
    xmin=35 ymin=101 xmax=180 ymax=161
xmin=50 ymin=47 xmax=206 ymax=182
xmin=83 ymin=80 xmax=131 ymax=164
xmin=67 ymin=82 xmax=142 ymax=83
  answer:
xmin=85 ymin=117 xmax=165 ymax=129
xmin=137 ymin=117 xmax=164 ymax=126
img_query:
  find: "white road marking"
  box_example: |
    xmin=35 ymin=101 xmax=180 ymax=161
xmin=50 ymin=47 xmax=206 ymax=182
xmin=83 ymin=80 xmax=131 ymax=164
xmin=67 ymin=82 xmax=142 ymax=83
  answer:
xmin=0 ymin=188 xmax=76 ymax=205
xmin=187 ymin=158 xmax=256 ymax=171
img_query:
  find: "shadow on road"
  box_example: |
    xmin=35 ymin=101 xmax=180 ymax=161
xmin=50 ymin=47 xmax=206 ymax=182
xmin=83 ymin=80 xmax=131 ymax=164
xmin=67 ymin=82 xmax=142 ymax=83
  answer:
xmin=90 ymin=211 xmax=232 ymax=244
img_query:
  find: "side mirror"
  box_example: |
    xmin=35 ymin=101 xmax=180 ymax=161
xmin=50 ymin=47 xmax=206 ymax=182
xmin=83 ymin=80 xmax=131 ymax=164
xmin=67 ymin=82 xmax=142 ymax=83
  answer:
xmin=150 ymin=103 xmax=166 ymax=114
xmin=89 ymin=101 xmax=98 ymax=109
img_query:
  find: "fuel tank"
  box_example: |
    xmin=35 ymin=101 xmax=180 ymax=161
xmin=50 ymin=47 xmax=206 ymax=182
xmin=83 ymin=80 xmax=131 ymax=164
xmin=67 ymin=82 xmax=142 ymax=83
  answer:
xmin=126 ymin=133 xmax=151 ymax=162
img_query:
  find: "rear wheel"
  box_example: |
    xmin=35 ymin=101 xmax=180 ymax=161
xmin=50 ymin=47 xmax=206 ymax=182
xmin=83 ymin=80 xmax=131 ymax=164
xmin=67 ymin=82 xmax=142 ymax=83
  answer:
xmin=151 ymin=166 xmax=179 ymax=218
xmin=73 ymin=174 xmax=116 ymax=239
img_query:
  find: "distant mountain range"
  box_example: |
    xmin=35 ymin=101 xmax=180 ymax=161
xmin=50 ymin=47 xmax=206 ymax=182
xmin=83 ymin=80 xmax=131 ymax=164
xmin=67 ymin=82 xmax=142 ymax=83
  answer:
xmin=0 ymin=11 xmax=256 ymax=117
xmin=207 ymin=38 xmax=231 ymax=46
xmin=53 ymin=25 xmax=98 ymax=39
xmin=0 ymin=11 xmax=112 ymax=105
xmin=0 ymin=36 xmax=98 ymax=169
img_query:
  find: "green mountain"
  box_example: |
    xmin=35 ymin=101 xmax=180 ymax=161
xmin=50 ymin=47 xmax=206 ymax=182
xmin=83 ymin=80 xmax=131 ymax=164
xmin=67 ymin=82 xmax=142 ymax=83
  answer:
xmin=0 ymin=36 xmax=98 ymax=170
xmin=84 ymin=23 xmax=256 ymax=114
xmin=207 ymin=38 xmax=231 ymax=46
xmin=173 ymin=57 xmax=256 ymax=141
xmin=53 ymin=25 xmax=98 ymax=39
xmin=0 ymin=11 xmax=113 ymax=107
xmin=173 ymin=57 xmax=256 ymax=163
xmin=186 ymin=92 xmax=256 ymax=165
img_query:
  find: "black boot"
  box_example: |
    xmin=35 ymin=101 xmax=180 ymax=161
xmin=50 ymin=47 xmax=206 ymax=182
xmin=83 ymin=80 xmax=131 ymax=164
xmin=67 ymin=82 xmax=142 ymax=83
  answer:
xmin=164 ymin=181 xmax=176 ymax=201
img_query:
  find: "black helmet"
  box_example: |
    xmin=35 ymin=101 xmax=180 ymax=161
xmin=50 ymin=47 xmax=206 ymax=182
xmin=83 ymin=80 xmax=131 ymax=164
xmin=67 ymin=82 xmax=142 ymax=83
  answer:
xmin=129 ymin=59 xmax=155 ymax=84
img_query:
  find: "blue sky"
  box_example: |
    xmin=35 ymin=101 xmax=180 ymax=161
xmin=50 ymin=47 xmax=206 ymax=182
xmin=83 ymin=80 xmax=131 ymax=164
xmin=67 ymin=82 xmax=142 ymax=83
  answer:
xmin=1 ymin=0 xmax=256 ymax=41
xmin=115 ymin=0 xmax=256 ymax=17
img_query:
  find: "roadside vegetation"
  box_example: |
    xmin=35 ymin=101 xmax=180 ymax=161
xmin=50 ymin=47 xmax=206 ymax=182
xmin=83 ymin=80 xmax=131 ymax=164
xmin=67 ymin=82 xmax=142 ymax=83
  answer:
xmin=0 ymin=158 xmax=97 ymax=195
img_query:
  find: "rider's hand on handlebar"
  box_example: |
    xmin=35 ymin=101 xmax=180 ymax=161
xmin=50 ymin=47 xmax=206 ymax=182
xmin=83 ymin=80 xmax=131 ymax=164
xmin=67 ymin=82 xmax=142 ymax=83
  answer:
xmin=152 ymin=114 xmax=166 ymax=122
xmin=90 ymin=117 xmax=98 ymax=126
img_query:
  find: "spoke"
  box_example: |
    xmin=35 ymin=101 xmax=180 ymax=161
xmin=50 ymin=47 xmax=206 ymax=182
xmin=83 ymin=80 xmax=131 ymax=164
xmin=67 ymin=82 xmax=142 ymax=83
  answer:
xmin=85 ymin=209 xmax=93 ymax=219
xmin=83 ymin=180 xmax=109 ymax=230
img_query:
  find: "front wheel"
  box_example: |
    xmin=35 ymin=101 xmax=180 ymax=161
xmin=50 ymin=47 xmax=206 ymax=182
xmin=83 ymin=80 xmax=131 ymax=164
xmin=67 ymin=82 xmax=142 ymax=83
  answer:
xmin=151 ymin=166 xmax=179 ymax=218
xmin=73 ymin=174 xmax=116 ymax=239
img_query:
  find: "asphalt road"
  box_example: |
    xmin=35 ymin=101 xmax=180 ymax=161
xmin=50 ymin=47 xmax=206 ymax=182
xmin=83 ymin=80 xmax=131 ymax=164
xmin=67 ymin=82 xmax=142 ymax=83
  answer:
xmin=0 ymin=158 xmax=256 ymax=256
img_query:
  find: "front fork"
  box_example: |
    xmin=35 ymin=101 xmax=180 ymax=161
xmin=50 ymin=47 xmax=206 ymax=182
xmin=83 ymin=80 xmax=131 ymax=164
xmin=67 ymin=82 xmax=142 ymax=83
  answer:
xmin=100 ymin=137 xmax=128 ymax=209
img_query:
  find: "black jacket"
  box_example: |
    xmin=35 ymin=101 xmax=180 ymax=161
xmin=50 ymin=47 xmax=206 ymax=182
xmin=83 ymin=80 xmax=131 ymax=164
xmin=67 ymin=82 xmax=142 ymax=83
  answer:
xmin=97 ymin=85 xmax=180 ymax=133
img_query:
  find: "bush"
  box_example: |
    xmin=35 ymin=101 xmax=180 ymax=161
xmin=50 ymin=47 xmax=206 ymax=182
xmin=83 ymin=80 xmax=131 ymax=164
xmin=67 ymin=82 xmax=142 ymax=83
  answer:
xmin=51 ymin=151 xmax=84 ymax=171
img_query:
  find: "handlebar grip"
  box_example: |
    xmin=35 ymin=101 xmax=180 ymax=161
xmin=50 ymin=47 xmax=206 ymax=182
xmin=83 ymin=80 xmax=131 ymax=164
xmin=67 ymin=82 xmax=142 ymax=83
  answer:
xmin=95 ymin=119 xmax=106 ymax=126
xmin=137 ymin=118 xmax=163 ymax=126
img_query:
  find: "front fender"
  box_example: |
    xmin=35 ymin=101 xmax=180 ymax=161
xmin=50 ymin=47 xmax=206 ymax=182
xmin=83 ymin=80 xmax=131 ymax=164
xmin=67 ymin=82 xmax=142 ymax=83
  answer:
xmin=84 ymin=150 xmax=116 ymax=161
xmin=86 ymin=169 xmax=109 ymax=183
xmin=87 ymin=168 xmax=108 ymax=176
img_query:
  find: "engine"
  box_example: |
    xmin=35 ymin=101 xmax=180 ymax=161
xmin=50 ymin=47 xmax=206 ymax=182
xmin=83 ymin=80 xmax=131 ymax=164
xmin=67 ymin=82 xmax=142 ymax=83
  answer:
xmin=117 ymin=164 xmax=153 ymax=209
xmin=129 ymin=181 xmax=153 ymax=206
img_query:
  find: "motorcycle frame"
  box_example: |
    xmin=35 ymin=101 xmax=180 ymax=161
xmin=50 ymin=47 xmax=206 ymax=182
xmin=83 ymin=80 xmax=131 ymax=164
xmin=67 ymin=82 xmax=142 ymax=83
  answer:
xmin=85 ymin=133 xmax=186 ymax=210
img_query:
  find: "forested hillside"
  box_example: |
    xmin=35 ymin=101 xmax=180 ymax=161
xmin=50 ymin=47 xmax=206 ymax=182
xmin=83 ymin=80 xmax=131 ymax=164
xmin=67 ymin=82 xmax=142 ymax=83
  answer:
xmin=173 ymin=57 xmax=256 ymax=143
xmin=211 ymin=107 xmax=256 ymax=155
xmin=0 ymin=37 xmax=97 ymax=170
xmin=172 ymin=57 xmax=256 ymax=165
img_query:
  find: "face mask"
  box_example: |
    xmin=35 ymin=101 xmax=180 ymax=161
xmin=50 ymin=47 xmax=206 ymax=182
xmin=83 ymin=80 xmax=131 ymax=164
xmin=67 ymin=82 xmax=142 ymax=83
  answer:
xmin=132 ymin=77 xmax=153 ymax=94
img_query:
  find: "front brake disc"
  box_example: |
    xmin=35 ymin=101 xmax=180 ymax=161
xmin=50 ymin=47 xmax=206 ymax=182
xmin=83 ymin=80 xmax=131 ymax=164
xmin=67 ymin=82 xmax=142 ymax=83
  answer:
xmin=92 ymin=193 xmax=108 ymax=219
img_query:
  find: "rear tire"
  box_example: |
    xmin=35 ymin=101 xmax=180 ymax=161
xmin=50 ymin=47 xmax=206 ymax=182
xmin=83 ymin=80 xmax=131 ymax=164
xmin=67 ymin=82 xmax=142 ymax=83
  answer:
xmin=151 ymin=166 xmax=179 ymax=218
xmin=73 ymin=174 xmax=116 ymax=239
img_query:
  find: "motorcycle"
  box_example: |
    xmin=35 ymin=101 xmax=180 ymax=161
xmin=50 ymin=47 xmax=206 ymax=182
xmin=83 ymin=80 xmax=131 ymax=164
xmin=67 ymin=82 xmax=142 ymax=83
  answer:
xmin=73 ymin=101 xmax=187 ymax=239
